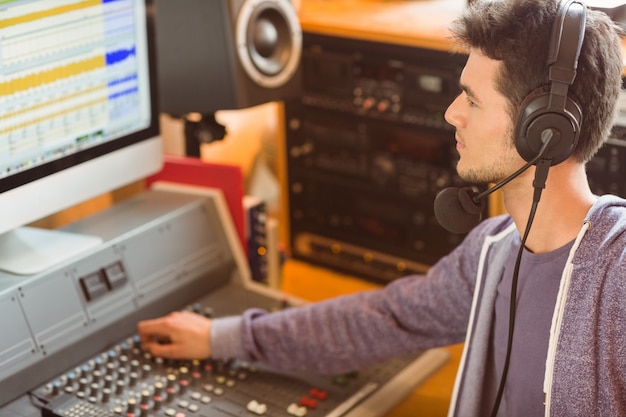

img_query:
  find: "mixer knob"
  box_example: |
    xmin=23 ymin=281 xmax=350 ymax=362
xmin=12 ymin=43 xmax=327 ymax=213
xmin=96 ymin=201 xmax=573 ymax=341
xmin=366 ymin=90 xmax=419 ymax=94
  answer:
xmin=103 ymin=375 xmax=114 ymax=389
xmin=107 ymin=349 xmax=118 ymax=362
xmin=166 ymin=373 xmax=176 ymax=387
xmin=126 ymin=398 xmax=137 ymax=414
xmin=92 ymin=369 xmax=103 ymax=383
xmin=121 ymin=338 xmax=133 ymax=352
xmin=130 ymin=359 xmax=141 ymax=374
xmin=179 ymin=366 xmax=190 ymax=392
xmin=190 ymin=360 xmax=201 ymax=373
xmin=50 ymin=380 xmax=63 ymax=396
xmin=115 ymin=380 xmax=126 ymax=395
xmin=139 ymin=405 xmax=150 ymax=417
xmin=65 ymin=371 xmax=77 ymax=385
xmin=191 ymin=362 xmax=202 ymax=384
xmin=179 ymin=379 xmax=189 ymax=394
xmin=142 ymin=364 xmax=152 ymax=375
xmin=106 ymin=362 xmax=117 ymax=375
xmin=203 ymin=307 xmax=215 ymax=318
xmin=140 ymin=390 xmax=151 ymax=405
xmin=101 ymin=387 xmax=111 ymax=403
xmin=129 ymin=371 xmax=139 ymax=387
xmin=94 ymin=356 xmax=105 ymax=371
xmin=179 ymin=366 xmax=189 ymax=379
xmin=81 ymin=363 xmax=92 ymax=375
xmin=78 ymin=378 xmax=89 ymax=392
xmin=75 ymin=365 xmax=86 ymax=377
xmin=119 ymin=354 xmax=129 ymax=367
xmin=153 ymin=381 xmax=164 ymax=397
xmin=153 ymin=396 xmax=163 ymax=411
xmin=166 ymin=374 xmax=177 ymax=395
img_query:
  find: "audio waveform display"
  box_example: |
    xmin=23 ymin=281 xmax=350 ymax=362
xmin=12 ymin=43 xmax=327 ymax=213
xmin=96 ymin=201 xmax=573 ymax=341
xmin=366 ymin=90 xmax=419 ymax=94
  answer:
xmin=0 ymin=0 xmax=100 ymax=29
xmin=3 ymin=19 xmax=105 ymax=68
xmin=108 ymin=73 xmax=137 ymax=88
xmin=0 ymin=0 xmax=149 ymax=178
xmin=109 ymin=86 xmax=139 ymax=101
xmin=0 ymin=85 xmax=107 ymax=134
xmin=105 ymin=46 xmax=136 ymax=66
xmin=0 ymin=56 xmax=106 ymax=96
xmin=1 ymin=0 xmax=105 ymax=69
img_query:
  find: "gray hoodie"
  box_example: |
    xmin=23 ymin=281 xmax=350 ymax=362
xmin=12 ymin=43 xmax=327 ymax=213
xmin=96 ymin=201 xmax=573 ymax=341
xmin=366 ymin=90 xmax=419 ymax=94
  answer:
xmin=212 ymin=195 xmax=626 ymax=416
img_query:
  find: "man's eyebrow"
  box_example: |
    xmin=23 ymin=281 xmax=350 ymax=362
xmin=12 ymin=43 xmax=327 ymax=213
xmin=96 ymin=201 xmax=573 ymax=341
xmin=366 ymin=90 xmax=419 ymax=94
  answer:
xmin=459 ymin=82 xmax=480 ymax=103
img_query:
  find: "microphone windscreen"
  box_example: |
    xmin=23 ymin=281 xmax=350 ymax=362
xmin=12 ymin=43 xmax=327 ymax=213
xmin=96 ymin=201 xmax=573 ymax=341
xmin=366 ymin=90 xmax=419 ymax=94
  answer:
xmin=434 ymin=187 xmax=485 ymax=234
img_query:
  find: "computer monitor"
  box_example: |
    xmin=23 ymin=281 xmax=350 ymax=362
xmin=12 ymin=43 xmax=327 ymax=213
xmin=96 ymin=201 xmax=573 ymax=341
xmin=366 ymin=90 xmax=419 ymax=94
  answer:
xmin=0 ymin=0 xmax=162 ymax=275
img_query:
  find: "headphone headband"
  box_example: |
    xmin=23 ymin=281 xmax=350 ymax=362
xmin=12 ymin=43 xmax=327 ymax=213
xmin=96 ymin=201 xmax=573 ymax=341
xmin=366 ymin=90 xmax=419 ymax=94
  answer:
xmin=548 ymin=0 xmax=586 ymax=109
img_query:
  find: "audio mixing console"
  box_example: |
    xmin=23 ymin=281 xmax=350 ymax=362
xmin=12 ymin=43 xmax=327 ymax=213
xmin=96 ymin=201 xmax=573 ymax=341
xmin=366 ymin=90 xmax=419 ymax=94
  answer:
xmin=32 ymin=310 xmax=426 ymax=417
xmin=0 ymin=185 xmax=448 ymax=417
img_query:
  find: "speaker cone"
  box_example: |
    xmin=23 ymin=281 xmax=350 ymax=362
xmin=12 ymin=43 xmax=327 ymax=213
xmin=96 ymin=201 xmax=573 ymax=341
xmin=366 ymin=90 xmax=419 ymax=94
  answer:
xmin=236 ymin=0 xmax=301 ymax=88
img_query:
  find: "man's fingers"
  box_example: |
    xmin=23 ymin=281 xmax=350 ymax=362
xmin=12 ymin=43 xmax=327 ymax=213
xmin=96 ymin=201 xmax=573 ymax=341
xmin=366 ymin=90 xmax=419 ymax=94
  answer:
xmin=143 ymin=341 xmax=183 ymax=359
xmin=138 ymin=320 xmax=170 ymax=345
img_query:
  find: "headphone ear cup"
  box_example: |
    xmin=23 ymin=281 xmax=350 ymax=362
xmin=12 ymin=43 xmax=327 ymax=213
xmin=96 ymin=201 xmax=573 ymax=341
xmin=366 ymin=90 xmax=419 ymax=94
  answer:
xmin=515 ymin=89 xmax=582 ymax=165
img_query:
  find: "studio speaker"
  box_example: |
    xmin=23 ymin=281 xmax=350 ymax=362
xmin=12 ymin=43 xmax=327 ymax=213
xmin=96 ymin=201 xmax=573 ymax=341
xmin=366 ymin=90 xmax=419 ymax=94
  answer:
xmin=154 ymin=0 xmax=302 ymax=116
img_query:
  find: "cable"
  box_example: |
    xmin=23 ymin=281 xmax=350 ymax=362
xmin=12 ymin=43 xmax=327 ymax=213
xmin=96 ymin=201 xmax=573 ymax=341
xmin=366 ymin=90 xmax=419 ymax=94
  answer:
xmin=488 ymin=198 xmax=538 ymax=417
xmin=472 ymin=145 xmax=552 ymax=203
xmin=488 ymin=154 xmax=553 ymax=417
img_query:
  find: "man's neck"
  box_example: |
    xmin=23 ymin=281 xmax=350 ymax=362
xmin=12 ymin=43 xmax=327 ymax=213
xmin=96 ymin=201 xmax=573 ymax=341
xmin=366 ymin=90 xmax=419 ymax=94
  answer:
xmin=502 ymin=160 xmax=595 ymax=253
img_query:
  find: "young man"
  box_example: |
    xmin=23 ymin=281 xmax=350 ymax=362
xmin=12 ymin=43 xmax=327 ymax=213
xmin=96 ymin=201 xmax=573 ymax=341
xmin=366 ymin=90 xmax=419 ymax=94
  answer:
xmin=138 ymin=1 xmax=626 ymax=415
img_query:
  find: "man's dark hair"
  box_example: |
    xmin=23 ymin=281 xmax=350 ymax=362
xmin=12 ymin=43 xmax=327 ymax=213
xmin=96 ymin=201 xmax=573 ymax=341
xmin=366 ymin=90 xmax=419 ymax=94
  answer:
xmin=449 ymin=0 xmax=623 ymax=163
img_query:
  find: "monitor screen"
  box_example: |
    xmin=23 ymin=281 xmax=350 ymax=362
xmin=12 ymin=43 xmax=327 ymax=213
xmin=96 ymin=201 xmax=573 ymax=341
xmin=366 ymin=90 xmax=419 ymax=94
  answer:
xmin=0 ymin=0 xmax=162 ymax=275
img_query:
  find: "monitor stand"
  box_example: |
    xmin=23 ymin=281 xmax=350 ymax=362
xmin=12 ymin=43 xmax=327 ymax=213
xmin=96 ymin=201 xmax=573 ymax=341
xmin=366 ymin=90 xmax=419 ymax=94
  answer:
xmin=0 ymin=227 xmax=102 ymax=275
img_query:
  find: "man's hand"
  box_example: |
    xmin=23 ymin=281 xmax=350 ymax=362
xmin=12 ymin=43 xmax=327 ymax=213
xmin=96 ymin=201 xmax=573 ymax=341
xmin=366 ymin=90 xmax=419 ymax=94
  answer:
xmin=137 ymin=311 xmax=212 ymax=360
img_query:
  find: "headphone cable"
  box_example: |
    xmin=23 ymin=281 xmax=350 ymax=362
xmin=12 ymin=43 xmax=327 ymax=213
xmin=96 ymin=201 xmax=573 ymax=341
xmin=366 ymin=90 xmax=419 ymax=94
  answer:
xmin=488 ymin=153 xmax=552 ymax=417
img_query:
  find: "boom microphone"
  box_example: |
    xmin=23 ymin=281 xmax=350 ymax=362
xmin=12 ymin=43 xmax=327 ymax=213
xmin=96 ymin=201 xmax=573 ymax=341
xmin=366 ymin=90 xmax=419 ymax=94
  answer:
xmin=434 ymin=132 xmax=556 ymax=234
xmin=434 ymin=186 xmax=487 ymax=234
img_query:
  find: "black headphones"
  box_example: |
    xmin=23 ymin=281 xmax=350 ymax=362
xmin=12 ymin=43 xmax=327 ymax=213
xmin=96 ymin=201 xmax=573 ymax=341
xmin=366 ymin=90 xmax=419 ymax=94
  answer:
xmin=515 ymin=0 xmax=586 ymax=166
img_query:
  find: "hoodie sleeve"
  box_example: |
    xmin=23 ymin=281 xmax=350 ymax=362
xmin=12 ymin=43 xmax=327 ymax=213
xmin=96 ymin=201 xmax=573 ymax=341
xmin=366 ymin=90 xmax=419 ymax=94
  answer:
xmin=210 ymin=215 xmax=514 ymax=374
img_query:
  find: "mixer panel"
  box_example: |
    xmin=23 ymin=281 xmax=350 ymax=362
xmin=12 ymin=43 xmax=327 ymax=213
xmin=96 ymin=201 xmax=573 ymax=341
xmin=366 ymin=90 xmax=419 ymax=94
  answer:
xmin=33 ymin=314 xmax=418 ymax=417
xmin=0 ymin=187 xmax=449 ymax=417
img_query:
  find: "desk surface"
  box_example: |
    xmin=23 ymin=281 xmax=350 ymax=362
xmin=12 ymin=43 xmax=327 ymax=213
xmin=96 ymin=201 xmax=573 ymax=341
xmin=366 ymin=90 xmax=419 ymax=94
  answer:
xmin=299 ymin=0 xmax=465 ymax=51
xmin=299 ymin=0 xmax=626 ymax=68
